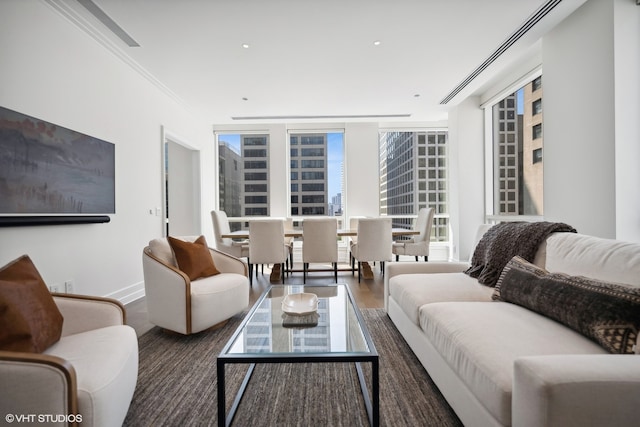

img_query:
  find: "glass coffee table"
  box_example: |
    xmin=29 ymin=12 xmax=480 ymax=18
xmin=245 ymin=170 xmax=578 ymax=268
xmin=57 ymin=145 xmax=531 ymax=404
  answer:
xmin=217 ymin=284 xmax=379 ymax=426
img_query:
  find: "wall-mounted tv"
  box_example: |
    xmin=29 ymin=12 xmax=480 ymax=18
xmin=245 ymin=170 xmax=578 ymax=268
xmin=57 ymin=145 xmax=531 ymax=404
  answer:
xmin=0 ymin=106 xmax=114 ymax=226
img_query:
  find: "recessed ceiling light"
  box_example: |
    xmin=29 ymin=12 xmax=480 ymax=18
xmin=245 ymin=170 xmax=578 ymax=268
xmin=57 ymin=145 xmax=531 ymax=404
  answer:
xmin=242 ymin=97 xmax=248 ymax=101
xmin=414 ymin=94 xmax=421 ymax=98
xmin=242 ymin=43 xmax=250 ymax=49
xmin=373 ymin=40 xmax=381 ymax=46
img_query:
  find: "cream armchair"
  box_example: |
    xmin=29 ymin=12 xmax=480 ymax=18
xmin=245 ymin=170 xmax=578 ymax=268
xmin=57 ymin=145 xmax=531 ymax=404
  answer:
xmin=0 ymin=294 xmax=138 ymax=427
xmin=143 ymin=236 xmax=249 ymax=334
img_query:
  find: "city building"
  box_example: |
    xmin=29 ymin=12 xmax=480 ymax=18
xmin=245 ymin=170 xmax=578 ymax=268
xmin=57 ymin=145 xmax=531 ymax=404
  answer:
xmin=289 ymin=133 xmax=328 ymax=216
xmin=379 ymin=130 xmax=449 ymax=241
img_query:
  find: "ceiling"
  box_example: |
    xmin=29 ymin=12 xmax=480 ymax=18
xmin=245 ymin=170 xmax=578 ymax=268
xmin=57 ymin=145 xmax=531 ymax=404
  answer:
xmin=49 ymin=0 xmax=586 ymax=125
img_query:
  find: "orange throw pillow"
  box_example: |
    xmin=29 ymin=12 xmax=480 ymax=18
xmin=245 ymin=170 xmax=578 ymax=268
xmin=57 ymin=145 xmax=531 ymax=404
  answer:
xmin=0 ymin=255 xmax=64 ymax=353
xmin=167 ymin=236 xmax=220 ymax=280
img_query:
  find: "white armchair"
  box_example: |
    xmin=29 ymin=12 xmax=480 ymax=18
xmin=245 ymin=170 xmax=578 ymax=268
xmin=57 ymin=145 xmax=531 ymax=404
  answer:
xmin=0 ymin=294 xmax=138 ymax=427
xmin=143 ymin=236 xmax=249 ymax=334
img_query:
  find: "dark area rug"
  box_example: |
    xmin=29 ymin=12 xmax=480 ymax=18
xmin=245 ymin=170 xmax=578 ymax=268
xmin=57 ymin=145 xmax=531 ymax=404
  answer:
xmin=123 ymin=309 xmax=462 ymax=426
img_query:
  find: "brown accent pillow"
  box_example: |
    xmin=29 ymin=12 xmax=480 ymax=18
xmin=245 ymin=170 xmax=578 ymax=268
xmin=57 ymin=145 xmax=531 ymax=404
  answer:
xmin=0 ymin=255 xmax=64 ymax=353
xmin=167 ymin=236 xmax=220 ymax=281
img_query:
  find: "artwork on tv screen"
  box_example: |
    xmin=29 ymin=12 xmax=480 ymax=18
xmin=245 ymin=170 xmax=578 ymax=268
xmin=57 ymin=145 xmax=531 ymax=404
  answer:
xmin=0 ymin=106 xmax=115 ymax=215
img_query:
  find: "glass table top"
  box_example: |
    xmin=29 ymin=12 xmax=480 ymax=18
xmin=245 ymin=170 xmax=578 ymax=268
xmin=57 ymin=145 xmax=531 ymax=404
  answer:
xmin=224 ymin=284 xmax=374 ymax=356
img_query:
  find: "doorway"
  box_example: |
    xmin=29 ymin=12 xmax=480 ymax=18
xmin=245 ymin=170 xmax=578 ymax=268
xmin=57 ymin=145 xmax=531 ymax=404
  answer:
xmin=162 ymin=128 xmax=201 ymax=236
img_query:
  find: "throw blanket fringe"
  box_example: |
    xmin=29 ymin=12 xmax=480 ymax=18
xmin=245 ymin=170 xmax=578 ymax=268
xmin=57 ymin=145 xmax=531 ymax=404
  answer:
xmin=465 ymin=221 xmax=576 ymax=287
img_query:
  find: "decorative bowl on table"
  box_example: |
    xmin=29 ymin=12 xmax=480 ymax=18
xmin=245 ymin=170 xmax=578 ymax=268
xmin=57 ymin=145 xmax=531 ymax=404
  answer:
xmin=281 ymin=292 xmax=318 ymax=316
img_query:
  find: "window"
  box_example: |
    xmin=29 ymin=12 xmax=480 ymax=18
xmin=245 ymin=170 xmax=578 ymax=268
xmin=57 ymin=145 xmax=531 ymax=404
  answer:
xmin=488 ymin=75 xmax=544 ymax=216
xmin=533 ymin=148 xmax=543 ymax=164
xmin=532 ymin=98 xmax=542 ymax=115
xmin=288 ymin=132 xmax=344 ymax=217
xmin=217 ymin=133 xmax=270 ymax=222
xmin=532 ymin=123 xmax=542 ymax=140
xmin=378 ymin=130 xmax=449 ymax=242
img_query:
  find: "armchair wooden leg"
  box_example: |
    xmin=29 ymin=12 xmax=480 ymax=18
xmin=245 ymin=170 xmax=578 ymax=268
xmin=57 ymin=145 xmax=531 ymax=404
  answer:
xmin=333 ymin=262 xmax=337 ymax=283
xmin=396 ymin=254 xmax=399 ymax=261
xmin=415 ymin=256 xmax=419 ymax=262
xmin=358 ymin=261 xmax=361 ymax=283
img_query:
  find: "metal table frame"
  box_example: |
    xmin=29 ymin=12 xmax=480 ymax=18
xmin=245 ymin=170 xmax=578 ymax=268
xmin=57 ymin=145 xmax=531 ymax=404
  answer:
xmin=217 ymin=284 xmax=379 ymax=426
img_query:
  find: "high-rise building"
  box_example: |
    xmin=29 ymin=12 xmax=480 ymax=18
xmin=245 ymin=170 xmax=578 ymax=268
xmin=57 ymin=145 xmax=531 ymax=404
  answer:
xmin=218 ymin=141 xmax=242 ymax=218
xmin=379 ymin=130 xmax=448 ymax=242
xmin=330 ymin=193 xmax=342 ymax=216
xmin=493 ymin=77 xmax=543 ymax=216
xmin=242 ymin=135 xmax=269 ymax=216
xmin=523 ymin=76 xmax=543 ymax=215
xmin=290 ymin=133 xmax=328 ymax=216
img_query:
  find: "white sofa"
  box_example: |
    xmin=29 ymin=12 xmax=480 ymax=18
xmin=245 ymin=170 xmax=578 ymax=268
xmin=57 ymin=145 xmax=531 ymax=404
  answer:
xmin=384 ymin=228 xmax=640 ymax=427
xmin=0 ymin=294 xmax=138 ymax=427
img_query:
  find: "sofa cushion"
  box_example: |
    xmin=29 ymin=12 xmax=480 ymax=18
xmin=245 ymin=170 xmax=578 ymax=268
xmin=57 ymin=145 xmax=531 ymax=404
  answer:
xmin=544 ymin=233 xmax=640 ymax=287
xmin=389 ymin=272 xmax=493 ymax=325
xmin=45 ymin=325 xmax=138 ymax=427
xmin=0 ymin=255 xmax=63 ymax=353
xmin=168 ymin=235 xmax=220 ymax=281
xmin=494 ymin=256 xmax=640 ymax=354
xmin=419 ymin=302 xmax=607 ymax=426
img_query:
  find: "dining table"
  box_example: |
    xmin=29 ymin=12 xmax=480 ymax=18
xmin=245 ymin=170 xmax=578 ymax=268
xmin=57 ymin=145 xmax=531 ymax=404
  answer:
xmin=220 ymin=228 xmax=419 ymax=239
xmin=220 ymin=227 xmax=419 ymax=281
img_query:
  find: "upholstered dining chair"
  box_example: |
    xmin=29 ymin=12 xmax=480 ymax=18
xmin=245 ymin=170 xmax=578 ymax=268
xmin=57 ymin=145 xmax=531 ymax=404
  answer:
xmin=211 ymin=210 xmax=249 ymax=259
xmin=142 ymin=235 xmax=249 ymax=334
xmin=284 ymin=217 xmax=295 ymax=275
xmin=302 ymin=217 xmax=339 ymax=283
xmin=351 ymin=218 xmax=393 ymax=282
xmin=347 ymin=216 xmax=366 ymax=266
xmin=392 ymin=207 xmax=435 ymax=261
xmin=248 ymin=219 xmax=289 ymax=285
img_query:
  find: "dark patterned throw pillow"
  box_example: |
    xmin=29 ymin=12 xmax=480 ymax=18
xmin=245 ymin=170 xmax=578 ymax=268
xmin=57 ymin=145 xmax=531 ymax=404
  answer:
xmin=493 ymin=256 xmax=640 ymax=354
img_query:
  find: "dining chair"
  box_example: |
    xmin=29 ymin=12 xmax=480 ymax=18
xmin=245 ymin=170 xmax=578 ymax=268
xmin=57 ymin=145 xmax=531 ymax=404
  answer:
xmin=351 ymin=218 xmax=393 ymax=282
xmin=302 ymin=217 xmax=338 ymax=283
xmin=284 ymin=217 xmax=295 ymax=274
xmin=248 ymin=219 xmax=288 ymax=285
xmin=211 ymin=210 xmax=249 ymax=259
xmin=392 ymin=207 xmax=435 ymax=261
xmin=348 ymin=216 xmax=366 ymax=266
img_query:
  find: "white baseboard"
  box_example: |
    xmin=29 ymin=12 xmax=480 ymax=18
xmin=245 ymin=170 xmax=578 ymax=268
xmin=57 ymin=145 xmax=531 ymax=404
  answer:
xmin=105 ymin=281 xmax=145 ymax=305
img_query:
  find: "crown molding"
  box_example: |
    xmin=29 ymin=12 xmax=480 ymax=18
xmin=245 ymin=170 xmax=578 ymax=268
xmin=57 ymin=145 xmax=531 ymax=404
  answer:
xmin=42 ymin=0 xmax=194 ymax=114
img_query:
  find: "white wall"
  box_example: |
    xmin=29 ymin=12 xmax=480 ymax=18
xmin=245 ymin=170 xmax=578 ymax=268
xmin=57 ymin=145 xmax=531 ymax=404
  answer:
xmin=543 ymin=0 xmax=617 ymax=239
xmin=0 ymin=1 xmax=214 ymax=302
xmin=613 ymin=0 xmax=640 ymax=242
xmin=448 ymin=97 xmax=486 ymax=261
xmin=344 ymin=123 xmax=381 ymax=218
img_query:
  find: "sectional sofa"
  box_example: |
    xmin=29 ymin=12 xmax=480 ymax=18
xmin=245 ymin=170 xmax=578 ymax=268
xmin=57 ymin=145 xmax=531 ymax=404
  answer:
xmin=384 ymin=225 xmax=640 ymax=427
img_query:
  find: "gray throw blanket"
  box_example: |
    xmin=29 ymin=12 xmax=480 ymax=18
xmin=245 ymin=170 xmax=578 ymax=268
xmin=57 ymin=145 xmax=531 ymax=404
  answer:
xmin=465 ymin=221 xmax=577 ymax=287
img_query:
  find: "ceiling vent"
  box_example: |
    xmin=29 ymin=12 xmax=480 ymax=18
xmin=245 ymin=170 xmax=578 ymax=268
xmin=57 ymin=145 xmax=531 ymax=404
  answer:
xmin=77 ymin=0 xmax=140 ymax=47
xmin=231 ymin=114 xmax=411 ymax=121
xmin=440 ymin=0 xmax=562 ymax=104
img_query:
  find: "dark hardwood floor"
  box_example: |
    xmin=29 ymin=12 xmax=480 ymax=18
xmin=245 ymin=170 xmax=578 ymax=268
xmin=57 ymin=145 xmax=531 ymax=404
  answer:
xmin=125 ymin=261 xmax=388 ymax=337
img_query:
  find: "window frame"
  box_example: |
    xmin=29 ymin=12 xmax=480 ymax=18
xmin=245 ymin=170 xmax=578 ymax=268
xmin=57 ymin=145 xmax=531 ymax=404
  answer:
xmin=481 ymin=68 xmax=544 ymax=221
xmin=286 ymin=129 xmax=345 ymax=220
